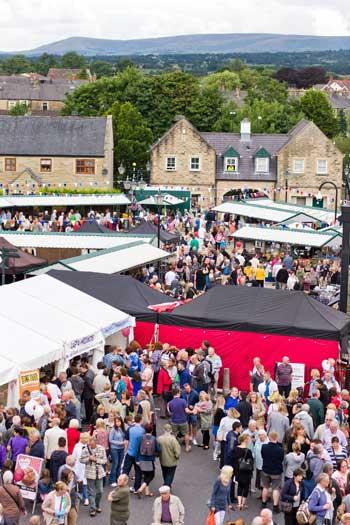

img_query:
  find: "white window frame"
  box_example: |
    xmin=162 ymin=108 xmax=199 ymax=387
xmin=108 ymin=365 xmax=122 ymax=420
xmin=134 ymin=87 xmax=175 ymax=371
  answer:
xmin=190 ymin=156 xmax=200 ymax=171
xmin=224 ymin=157 xmax=239 ymax=173
xmin=293 ymin=159 xmax=305 ymax=174
xmin=316 ymin=159 xmax=328 ymax=175
xmin=255 ymin=157 xmax=269 ymax=173
xmin=166 ymin=156 xmax=176 ymax=171
xmin=42 ymin=101 xmax=49 ymax=111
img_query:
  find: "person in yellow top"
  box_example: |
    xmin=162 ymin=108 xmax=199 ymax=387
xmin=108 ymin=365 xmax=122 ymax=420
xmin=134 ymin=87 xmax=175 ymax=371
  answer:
xmin=255 ymin=264 xmax=265 ymax=287
xmin=244 ymin=264 xmax=254 ymax=281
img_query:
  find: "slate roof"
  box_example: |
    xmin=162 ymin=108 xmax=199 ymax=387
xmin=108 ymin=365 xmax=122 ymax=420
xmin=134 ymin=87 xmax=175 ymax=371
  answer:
xmin=0 ymin=77 xmax=84 ymax=101
xmin=329 ymin=95 xmax=350 ymax=110
xmin=0 ymin=116 xmax=107 ymax=157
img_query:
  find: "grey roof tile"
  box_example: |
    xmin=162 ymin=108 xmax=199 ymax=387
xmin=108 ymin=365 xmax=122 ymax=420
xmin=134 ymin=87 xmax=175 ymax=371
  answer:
xmin=0 ymin=77 xmax=84 ymax=101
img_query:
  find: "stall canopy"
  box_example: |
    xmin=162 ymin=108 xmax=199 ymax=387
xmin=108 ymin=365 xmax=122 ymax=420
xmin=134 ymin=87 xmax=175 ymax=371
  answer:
xmin=214 ymin=201 xmax=319 ymax=224
xmin=0 ymin=194 xmax=130 ymax=209
xmin=49 ymin=270 xmax=172 ymax=322
xmin=76 ymin=220 xmax=111 ymax=234
xmin=0 ymin=237 xmax=47 ymax=274
xmin=159 ymin=286 xmax=350 ymax=340
xmin=245 ymin=198 xmax=334 ymax=224
xmin=130 ymin=221 xmax=180 ymax=243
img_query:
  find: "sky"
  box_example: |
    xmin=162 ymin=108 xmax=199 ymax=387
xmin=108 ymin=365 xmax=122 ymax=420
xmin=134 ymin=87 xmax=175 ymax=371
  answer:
xmin=1 ymin=0 xmax=350 ymax=51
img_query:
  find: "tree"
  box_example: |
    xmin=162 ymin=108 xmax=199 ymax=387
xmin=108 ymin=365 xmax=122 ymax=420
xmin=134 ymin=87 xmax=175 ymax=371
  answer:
xmin=203 ymin=70 xmax=241 ymax=92
xmin=105 ymin=101 xmax=153 ymax=178
xmin=90 ymin=60 xmax=115 ymax=78
xmin=35 ymin=53 xmax=58 ymax=75
xmin=186 ymin=87 xmax=224 ymax=131
xmin=300 ymin=90 xmax=339 ymax=138
xmin=8 ymin=103 xmax=28 ymax=116
xmin=213 ymin=101 xmax=240 ymax=132
xmin=338 ymin=109 xmax=348 ymax=136
xmin=247 ymin=76 xmax=288 ymax=105
xmin=60 ymin=52 xmax=86 ymax=69
xmin=1 ymin=55 xmax=31 ymax=74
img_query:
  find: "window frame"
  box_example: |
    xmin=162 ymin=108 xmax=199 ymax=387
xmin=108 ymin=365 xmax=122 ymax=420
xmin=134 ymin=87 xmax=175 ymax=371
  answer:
xmin=316 ymin=159 xmax=328 ymax=175
xmin=190 ymin=156 xmax=200 ymax=171
xmin=40 ymin=158 xmax=52 ymax=173
xmin=255 ymin=157 xmax=269 ymax=173
xmin=293 ymin=159 xmax=305 ymax=174
xmin=224 ymin=156 xmax=239 ymax=173
xmin=166 ymin=156 xmax=176 ymax=171
xmin=4 ymin=158 xmax=16 ymax=172
xmin=42 ymin=101 xmax=49 ymax=111
xmin=76 ymin=158 xmax=96 ymax=175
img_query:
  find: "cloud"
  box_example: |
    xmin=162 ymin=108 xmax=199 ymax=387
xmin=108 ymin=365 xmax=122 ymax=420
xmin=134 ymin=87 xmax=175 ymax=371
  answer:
xmin=0 ymin=0 xmax=349 ymax=51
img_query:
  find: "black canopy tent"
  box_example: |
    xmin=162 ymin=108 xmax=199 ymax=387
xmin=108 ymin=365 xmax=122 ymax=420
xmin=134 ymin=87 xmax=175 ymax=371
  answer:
xmin=159 ymin=286 xmax=350 ymax=340
xmin=0 ymin=237 xmax=47 ymax=275
xmin=48 ymin=270 xmax=171 ymax=322
xmin=76 ymin=220 xmax=111 ymax=234
xmin=130 ymin=221 xmax=180 ymax=243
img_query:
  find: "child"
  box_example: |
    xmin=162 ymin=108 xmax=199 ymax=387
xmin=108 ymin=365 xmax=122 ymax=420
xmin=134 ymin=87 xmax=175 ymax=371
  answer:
xmin=37 ymin=468 xmax=52 ymax=501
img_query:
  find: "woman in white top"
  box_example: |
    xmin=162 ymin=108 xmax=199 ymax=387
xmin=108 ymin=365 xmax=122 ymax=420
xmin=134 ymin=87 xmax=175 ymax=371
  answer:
xmin=72 ymin=432 xmax=89 ymax=505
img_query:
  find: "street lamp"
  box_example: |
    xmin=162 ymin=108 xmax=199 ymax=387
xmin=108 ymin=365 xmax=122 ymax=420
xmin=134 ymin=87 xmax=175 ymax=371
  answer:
xmin=284 ymin=168 xmax=289 ymax=203
xmin=118 ymin=162 xmax=146 ymax=199
xmin=154 ymin=190 xmax=163 ymax=249
xmin=344 ymin=164 xmax=350 ymax=201
xmin=318 ymin=181 xmax=339 ymax=224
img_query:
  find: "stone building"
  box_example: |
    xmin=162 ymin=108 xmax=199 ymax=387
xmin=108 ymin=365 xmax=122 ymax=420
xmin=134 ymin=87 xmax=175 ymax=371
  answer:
xmin=150 ymin=116 xmax=343 ymax=209
xmin=0 ymin=115 xmax=113 ymax=191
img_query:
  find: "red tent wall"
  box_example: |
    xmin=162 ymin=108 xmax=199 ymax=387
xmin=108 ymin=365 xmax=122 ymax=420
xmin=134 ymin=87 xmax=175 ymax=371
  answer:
xmin=134 ymin=322 xmax=339 ymax=390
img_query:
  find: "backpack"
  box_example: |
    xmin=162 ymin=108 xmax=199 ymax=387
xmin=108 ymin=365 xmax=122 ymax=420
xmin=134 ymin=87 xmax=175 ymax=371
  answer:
xmin=205 ymin=359 xmax=215 ymax=385
xmin=140 ymin=433 xmax=156 ymax=457
xmin=296 ymin=489 xmax=320 ymax=525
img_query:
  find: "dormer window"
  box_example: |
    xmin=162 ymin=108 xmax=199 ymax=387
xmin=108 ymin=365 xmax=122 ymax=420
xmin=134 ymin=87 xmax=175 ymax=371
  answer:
xmin=254 ymin=147 xmax=271 ymax=173
xmin=224 ymin=147 xmax=240 ymax=173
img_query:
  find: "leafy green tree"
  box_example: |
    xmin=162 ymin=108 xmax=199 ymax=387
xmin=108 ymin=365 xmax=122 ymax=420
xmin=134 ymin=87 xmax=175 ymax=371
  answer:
xmin=186 ymin=87 xmax=224 ymax=130
xmin=1 ymin=55 xmax=31 ymax=74
xmin=247 ymin=76 xmax=288 ymax=105
xmin=35 ymin=53 xmax=58 ymax=75
xmin=300 ymin=90 xmax=340 ymax=138
xmin=8 ymin=103 xmax=29 ymax=116
xmin=60 ymin=52 xmax=86 ymax=69
xmin=338 ymin=109 xmax=348 ymax=136
xmin=203 ymin=70 xmax=241 ymax=92
xmin=90 ymin=60 xmax=115 ymax=78
xmin=105 ymin=101 xmax=153 ymax=178
xmin=213 ymin=101 xmax=240 ymax=132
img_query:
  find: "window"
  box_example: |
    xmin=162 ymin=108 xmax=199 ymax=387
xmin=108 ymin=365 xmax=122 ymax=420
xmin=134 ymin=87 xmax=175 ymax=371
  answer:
xmin=76 ymin=159 xmax=95 ymax=174
xmin=40 ymin=158 xmax=52 ymax=172
xmin=293 ymin=159 xmax=305 ymax=174
xmin=8 ymin=101 xmax=17 ymax=109
xmin=166 ymin=156 xmax=176 ymax=171
xmin=225 ymin=157 xmax=238 ymax=173
xmin=5 ymin=158 xmax=16 ymax=171
xmin=317 ymin=159 xmax=328 ymax=175
xmin=42 ymin=102 xmax=49 ymax=111
xmin=190 ymin=156 xmax=200 ymax=171
xmin=255 ymin=157 xmax=269 ymax=173
xmin=296 ymin=197 xmax=307 ymax=206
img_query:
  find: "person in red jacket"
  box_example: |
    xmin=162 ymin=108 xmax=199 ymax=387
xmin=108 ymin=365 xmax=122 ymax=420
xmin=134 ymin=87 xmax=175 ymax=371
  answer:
xmin=66 ymin=419 xmax=80 ymax=455
xmin=157 ymin=362 xmax=173 ymax=418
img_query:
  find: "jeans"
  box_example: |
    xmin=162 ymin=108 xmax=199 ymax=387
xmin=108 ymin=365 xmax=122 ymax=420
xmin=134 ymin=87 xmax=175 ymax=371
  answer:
xmin=87 ymin=478 xmax=103 ymax=511
xmin=161 ymin=465 xmax=177 ymax=488
xmin=122 ymin=453 xmax=142 ymax=491
xmin=109 ymin=448 xmax=125 ymax=483
xmin=215 ymin=510 xmax=226 ymax=525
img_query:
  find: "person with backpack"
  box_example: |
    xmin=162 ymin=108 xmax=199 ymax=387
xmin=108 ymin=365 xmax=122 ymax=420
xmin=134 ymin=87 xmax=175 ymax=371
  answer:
xmin=192 ymin=350 xmax=211 ymax=393
xmin=126 ymin=347 xmax=141 ymax=379
xmin=137 ymin=423 xmax=160 ymax=498
xmin=308 ymin=473 xmax=333 ymax=525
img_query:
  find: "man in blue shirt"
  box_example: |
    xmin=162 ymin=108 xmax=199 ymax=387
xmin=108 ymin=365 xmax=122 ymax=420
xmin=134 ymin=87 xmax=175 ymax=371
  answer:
xmin=181 ymin=383 xmax=199 ymax=446
xmin=122 ymin=414 xmax=145 ymax=492
xmin=178 ymin=361 xmax=192 ymax=388
xmin=103 ymin=346 xmax=125 ymax=370
xmin=224 ymin=387 xmax=239 ymax=411
xmin=168 ymin=388 xmax=191 ymax=452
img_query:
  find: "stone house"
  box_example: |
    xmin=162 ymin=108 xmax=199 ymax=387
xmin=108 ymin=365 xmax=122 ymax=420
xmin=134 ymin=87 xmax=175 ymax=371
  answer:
xmin=150 ymin=116 xmax=343 ymax=209
xmin=0 ymin=115 xmax=113 ymax=191
xmin=0 ymin=75 xmax=85 ymax=115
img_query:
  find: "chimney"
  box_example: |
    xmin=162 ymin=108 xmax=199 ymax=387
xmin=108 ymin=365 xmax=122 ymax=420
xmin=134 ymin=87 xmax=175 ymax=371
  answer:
xmin=240 ymin=118 xmax=251 ymax=142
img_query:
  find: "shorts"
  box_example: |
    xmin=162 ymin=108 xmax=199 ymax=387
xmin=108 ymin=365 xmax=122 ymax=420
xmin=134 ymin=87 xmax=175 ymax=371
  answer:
xmin=171 ymin=422 xmax=189 ymax=436
xmin=261 ymin=471 xmax=282 ymax=490
xmin=187 ymin=414 xmax=197 ymax=426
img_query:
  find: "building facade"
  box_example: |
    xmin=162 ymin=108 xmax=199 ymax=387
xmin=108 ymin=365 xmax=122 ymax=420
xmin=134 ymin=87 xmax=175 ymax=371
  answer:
xmin=0 ymin=115 xmax=114 ymax=191
xmin=150 ymin=116 xmax=343 ymax=209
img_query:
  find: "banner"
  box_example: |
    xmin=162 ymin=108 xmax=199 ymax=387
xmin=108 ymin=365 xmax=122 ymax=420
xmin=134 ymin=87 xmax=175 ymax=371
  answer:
xmin=14 ymin=454 xmax=43 ymax=501
xmin=19 ymin=369 xmax=40 ymax=398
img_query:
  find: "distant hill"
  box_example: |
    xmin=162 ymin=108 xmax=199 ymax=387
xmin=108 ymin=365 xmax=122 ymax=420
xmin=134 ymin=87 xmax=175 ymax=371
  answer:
xmin=19 ymin=33 xmax=350 ymax=56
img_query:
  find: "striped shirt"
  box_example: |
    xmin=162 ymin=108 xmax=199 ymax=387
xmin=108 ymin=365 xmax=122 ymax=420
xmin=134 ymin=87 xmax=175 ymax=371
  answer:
xmin=326 ymin=446 xmax=348 ymax=470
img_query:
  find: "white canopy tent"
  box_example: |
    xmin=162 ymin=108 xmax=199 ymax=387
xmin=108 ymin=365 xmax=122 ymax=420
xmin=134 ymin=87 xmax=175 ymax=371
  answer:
xmin=245 ymin=198 xmax=334 ymax=224
xmin=0 ymin=194 xmax=130 ymax=208
xmin=214 ymin=201 xmax=319 ymax=224
xmin=139 ymin=194 xmax=184 ymax=206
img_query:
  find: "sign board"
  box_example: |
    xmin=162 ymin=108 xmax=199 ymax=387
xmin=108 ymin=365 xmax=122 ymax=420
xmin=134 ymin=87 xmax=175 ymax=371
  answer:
xmin=277 ymin=362 xmax=305 ymax=390
xmin=14 ymin=454 xmax=43 ymax=501
xmin=19 ymin=369 xmax=40 ymax=398
xmin=66 ymin=332 xmax=104 ymax=360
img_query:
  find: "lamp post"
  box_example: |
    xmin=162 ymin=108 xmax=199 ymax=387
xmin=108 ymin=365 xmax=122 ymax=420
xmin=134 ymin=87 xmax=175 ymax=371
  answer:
xmin=318 ymin=181 xmax=338 ymax=224
xmin=284 ymin=168 xmax=289 ymax=203
xmin=339 ymin=203 xmax=350 ymax=312
xmin=344 ymin=164 xmax=350 ymax=201
xmin=118 ymin=162 xmax=146 ymax=200
xmin=154 ymin=190 xmax=163 ymax=249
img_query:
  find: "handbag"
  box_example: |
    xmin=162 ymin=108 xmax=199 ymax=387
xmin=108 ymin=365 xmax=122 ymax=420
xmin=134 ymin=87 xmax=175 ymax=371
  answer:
xmin=206 ymin=510 xmax=215 ymax=525
xmin=238 ymin=449 xmax=254 ymax=472
xmin=280 ymin=500 xmax=293 ymax=513
xmin=296 ymin=499 xmax=316 ymax=525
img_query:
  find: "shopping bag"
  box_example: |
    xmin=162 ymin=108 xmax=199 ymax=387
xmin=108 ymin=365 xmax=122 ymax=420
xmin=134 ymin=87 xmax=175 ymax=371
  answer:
xmin=206 ymin=510 xmax=215 ymax=525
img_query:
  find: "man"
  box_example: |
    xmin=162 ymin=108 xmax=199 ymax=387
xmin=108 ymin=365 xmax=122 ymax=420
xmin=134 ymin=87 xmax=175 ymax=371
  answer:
xmin=275 ymin=356 xmax=293 ymax=397
xmin=58 ymin=455 xmax=77 ymax=483
xmin=191 ymin=350 xmax=211 ymax=393
xmin=103 ymin=346 xmax=125 ymax=370
xmin=69 ymin=366 xmax=84 ymax=401
xmin=323 ymin=371 xmax=341 ymax=392
xmin=93 ymin=363 xmax=111 ymax=394
xmin=43 ymin=418 xmax=67 ymax=464
xmin=61 ymin=391 xmax=77 ymax=426
xmin=58 ymin=372 xmax=72 ymax=393
xmin=250 ymin=364 xmax=265 ymax=393
xmin=108 ymin=474 xmax=130 ymax=525
xmin=267 ymin=405 xmax=289 ymax=444
xmin=225 ymin=421 xmax=242 ymax=468
xmin=307 ymin=390 xmax=325 ymax=428
xmin=157 ymin=424 xmax=181 ymax=488
xmin=260 ymin=508 xmax=277 ymax=525
xmin=237 ymin=391 xmax=253 ymax=429
xmin=283 ymin=253 xmax=294 ymax=271
xmin=258 ymin=371 xmax=278 ymax=404
xmin=95 ymin=390 xmax=124 ymax=417
xmin=181 ymin=383 xmax=199 ymax=445
xmin=80 ymin=436 xmax=107 ymax=517
xmin=206 ymin=346 xmax=222 ymax=396
xmin=28 ymin=429 xmax=45 ymax=459
xmin=314 ymin=409 xmax=336 ymax=441
xmin=275 ymin=264 xmax=288 ymax=290
xmin=322 ymin=420 xmax=347 ymax=448
xmin=80 ymin=363 xmax=96 ymax=423
xmin=152 ymin=485 xmax=185 ymax=525
xmin=164 ymin=266 xmax=177 ymax=289
xmin=50 ymin=436 xmax=68 ymax=482
xmin=261 ymin=431 xmax=284 ymax=513
xmin=307 ymin=443 xmax=327 ymax=486
xmin=168 ymin=388 xmax=191 ymax=452
xmin=122 ymin=414 xmax=145 ymax=493
xmin=294 ymin=404 xmax=314 ymax=439
xmin=177 ymin=361 xmax=191 ymax=388
xmin=224 ymin=387 xmax=239 ymax=411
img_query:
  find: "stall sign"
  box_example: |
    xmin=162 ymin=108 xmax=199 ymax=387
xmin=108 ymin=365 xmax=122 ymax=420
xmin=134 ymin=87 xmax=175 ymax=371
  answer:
xmin=14 ymin=454 xmax=43 ymax=501
xmin=19 ymin=369 xmax=40 ymax=398
xmin=67 ymin=332 xmax=104 ymax=359
xmin=103 ymin=322 xmax=128 ymax=338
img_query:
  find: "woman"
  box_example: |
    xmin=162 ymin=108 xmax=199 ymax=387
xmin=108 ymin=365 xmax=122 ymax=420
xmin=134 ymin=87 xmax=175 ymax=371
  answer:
xmin=248 ymin=392 xmax=266 ymax=428
xmin=194 ymin=391 xmax=213 ymax=450
xmin=332 ymin=459 xmax=349 ymax=496
xmin=217 ymin=408 xmax=241 ymax=469
xmin=280 ymin=468 xmax=304 ymax=525
xmin=120 ymin=391 xmax=134 ymax=418
xmin=212 ymin=396 xmax=226 ymax=461
xmin=284 ymin=443 xmax=305 ymax=481
xmin=42 ymin=481 xmax=71 ymax=525
xmin=327 ymin=436 xmax=348 ymax=471
xmin=60 ymin=470 xmax=79 ymax=525
xmin=254 ymin=429 xmax=268 ymax=495
xmin=0 ymin=471 xmax=25 ymax=525
xmin=7 ymin=427 xmax=28 ymax=463
xmin=287 ymin=425 xmax=310 ymax=455
xmin=285 ymin=390 xmax=300 ymax=423
xmin=72 ymin=432 xmax=89 ymax=506
xmin=137 ymin=423 xmax=159 ymax=498
xmin=309 ymin=369 xmax=321 ymax=398
xmin=209 ymin=465 xmax=233 ymax=525
xmin=109 ymin=416 xmax=126 ymax=486
xmin=231 ymin=434 xmax=254 ymax=511
xmin=66 ymin=419 xmax=80 ymax=455
xmin=156 ymin=361 xmax=173 ymax=418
